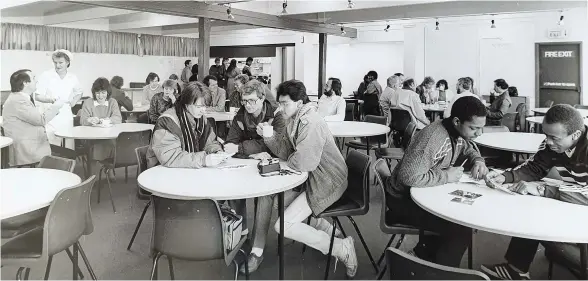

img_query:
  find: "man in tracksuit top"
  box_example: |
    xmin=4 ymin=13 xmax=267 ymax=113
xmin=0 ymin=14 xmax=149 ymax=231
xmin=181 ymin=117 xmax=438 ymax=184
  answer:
xmin=482 ymin=104 xmax=588 ymax=280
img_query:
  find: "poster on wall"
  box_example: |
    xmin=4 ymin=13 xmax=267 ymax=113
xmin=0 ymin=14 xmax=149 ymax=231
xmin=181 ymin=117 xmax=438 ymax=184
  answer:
xmin=538 ymin=44 xmax=580 ymax=91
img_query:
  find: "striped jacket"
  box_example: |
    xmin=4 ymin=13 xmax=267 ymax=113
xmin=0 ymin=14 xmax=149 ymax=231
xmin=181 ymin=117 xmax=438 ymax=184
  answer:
xmin=503 ymin=126 xmax=588 ymax=205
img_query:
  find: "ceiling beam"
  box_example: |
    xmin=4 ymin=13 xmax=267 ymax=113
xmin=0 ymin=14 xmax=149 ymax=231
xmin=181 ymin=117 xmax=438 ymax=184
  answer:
xmin=67 ymin=1 xmax=357 ymax=38
xmin=43 ymin=6 xmax=137 ymax=25
xmin=0 ymin=0 xmax=41 ymax=10
xmin=161 ymin=22 xmax=257 ymax=36
xmin=285 ymin=0 xmax=587 ymax=23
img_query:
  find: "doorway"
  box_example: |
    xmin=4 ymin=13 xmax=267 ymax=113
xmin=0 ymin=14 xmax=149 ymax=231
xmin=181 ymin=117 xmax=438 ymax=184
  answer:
xmin=535 ymin=42 xmax=583 ymax=107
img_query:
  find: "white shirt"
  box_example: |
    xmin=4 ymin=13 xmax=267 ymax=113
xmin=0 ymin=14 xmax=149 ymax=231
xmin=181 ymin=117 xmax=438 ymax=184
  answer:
xmin=318 ymin=94 xmax=346 ymax=121
xmin=36 ymin=69 xmax=82 ymax=125
xmin=443 ymin=91 xmax=481 ymax=118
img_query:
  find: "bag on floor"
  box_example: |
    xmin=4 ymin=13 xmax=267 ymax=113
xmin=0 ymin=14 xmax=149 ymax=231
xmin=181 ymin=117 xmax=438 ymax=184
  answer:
xmin=220 ymin=204 xmax=243 ymax=251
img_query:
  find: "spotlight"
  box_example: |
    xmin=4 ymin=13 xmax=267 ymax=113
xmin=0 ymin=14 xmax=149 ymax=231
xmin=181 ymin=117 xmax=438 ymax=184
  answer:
xmin=491 ymin=19 xmax=496 ymax=28
xmin=348 ymin=0 xmax=355 ymax=9
xmin=340 ymin=26 xmax=346 ymax=35
xmin=558 ymin=15 xmax=565 ymax=26
xmin=281 ymin=0 xmax=288 ymax=14
xmin=227 ymin=5 xmax=234 ymax=19
xmin=435 ymin=20 xmax=439 ymax=31
xmin=384 ymin=24 xmax=390 ymax=32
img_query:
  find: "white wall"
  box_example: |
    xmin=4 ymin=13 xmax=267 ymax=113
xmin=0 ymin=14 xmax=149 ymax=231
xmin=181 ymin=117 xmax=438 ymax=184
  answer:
xmin=0 ymin=50 xmax=194 ymax=95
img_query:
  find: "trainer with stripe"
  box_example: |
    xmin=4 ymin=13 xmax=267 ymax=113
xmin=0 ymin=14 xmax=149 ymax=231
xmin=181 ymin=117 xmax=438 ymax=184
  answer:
xmin=482 ymin=104 xmax=588 ymax=280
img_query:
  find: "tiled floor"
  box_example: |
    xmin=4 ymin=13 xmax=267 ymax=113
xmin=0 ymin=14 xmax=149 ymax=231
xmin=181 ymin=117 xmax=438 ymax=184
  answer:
xmin=1 ymin=160 xmax=576 ymax=280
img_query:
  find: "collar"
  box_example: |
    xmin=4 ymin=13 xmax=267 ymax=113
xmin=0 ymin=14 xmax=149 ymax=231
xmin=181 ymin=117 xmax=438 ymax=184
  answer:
xmin=94 ymin=100 xmax=109 ymax=107
xmin=442 ymin=118 xmax=461 ymax=140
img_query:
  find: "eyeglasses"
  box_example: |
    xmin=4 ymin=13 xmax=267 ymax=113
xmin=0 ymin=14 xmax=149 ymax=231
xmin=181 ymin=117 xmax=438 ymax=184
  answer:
xmin=241 ymin=99 xmax=259 ymax=106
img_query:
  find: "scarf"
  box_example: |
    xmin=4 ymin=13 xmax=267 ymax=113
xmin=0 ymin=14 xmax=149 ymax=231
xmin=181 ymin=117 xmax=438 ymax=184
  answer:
xmin=177 ymin=109 xmax=204 ymax=153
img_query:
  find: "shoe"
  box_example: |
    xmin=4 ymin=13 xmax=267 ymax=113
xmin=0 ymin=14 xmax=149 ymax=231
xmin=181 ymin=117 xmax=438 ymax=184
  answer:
xmin=335 ymin=237 xmax=358 ymax=278
xmin=480 ymin=263 xmax=531 ymax=280
xmin=239 ymin=253 xmax=264 ymax=274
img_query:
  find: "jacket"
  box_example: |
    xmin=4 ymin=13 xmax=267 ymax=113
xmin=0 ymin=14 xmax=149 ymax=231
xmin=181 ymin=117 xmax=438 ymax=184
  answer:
xmin=264 ymin=103 xmax=348 ymax=215
xmin=486 ymin=92 xmax=512 ymax=126
xmin=110 ymin=87 xmax=133 ymax=112
xmin=386 ymin=119 xmax=485 ymax=199
xmin=502 ymin=126 xmax=588 ymax=205
xmin=2 ymin=92 xmax=59 ymax=166
xmin=148 ymin=92 xmax=177 ymax=123
xmin=206 ymin=87 xmax=226 ymax=112
xmin=225 ymin=100 xmax=284 ymax=157
xmin=395 ymin=89 xmax=430 ymax=129
xmin=146 ymin=107 xmax=222 ymax=168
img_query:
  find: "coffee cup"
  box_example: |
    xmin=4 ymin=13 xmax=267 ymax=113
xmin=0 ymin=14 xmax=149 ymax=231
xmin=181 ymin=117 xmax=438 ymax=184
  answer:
xmin=102 ymin=119 xmax=112 ymax=126
xmin=262 ymin=125 xmax=273 ymax=138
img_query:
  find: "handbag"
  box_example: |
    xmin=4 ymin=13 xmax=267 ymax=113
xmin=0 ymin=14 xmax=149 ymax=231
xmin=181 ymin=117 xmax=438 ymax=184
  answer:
xmin=219 ymin=203 xmax=243 ymax=251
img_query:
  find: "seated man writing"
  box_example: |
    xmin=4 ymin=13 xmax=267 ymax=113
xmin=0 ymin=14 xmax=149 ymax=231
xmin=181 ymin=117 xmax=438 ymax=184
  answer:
xmin=482 ymin=104 xmax=588 ymax=280
xmin=384 ymin=96 xmax=489 ymax=267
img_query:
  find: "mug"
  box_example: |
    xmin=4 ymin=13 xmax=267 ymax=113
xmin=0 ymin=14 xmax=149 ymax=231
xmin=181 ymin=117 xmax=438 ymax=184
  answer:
xmin=101 ymin=119 xmax=112 ymax=126
xmin=262 ymin=125 xmax=273 ymax=138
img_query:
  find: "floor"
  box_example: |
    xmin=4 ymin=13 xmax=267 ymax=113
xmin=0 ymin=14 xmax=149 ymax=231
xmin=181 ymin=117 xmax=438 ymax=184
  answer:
xmin=1 ymin=157 xmax=577 ymax=280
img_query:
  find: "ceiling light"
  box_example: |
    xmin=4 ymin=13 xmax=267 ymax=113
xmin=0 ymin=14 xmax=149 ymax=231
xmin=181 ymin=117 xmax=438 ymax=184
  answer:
xmin=558 ymin=15 xmax=565 ymax=26
xmin=435 ymin=20 xmax=439 ymax=31
xmin=281 ymin=0 xmax=288 ymax=14
xmin=347 ymin=0 xmax=355 ymax=9
xmin=340 ymin=26 xmax=346 ymax=35
xmin=491 ymin=19 xmax=496 ymax=28
xmin=384 ymin=24 xmax=390 ymax=32
xmin=227 ymin=4 xmax=234 ymax=19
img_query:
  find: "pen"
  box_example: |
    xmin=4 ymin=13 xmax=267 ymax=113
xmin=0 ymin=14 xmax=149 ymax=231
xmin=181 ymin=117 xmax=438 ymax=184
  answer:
xmin=460 ymin=159 xmax=468 ymax=167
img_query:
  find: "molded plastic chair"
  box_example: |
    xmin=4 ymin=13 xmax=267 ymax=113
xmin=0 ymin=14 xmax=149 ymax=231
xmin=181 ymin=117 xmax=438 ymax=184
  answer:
xmin=149 ymin=197 xmax=249 ymax=280
xmin=127 ymin=146 xmax=152 ymax=250
xmin=372 ymin=158 xmax=438 ymax=279
xmin=515 ymin=103 xmax=528 ymax=132
xmin=1 ymin=176 xmax=98 ymax=281
xmin=2 ymin=156 xmax=76 ymax=239
xmin=345 ymin=115 xmax=388 ymax=156
xmin=97 ymin=130 xmax=151 ymax=213
xmin=316 ymin=150 xmax=378 ymax=279
xmin=389 ymin=108 xmax=412 ymax=148
xmin=375 ymin=122 xmax=417 ymax=167
xmin=545 ymin=242 xmax=585 ymax=280
xmin=345 ymin=103 xmax=356 ymax=121
xmin=386 ymin=247 xmax=489 ymax=280
xmin=501 ymin=112 xmax=517 ymax=132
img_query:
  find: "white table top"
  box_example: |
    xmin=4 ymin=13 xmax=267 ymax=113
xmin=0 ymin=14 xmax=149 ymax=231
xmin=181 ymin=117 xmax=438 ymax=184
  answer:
xmin=422 ymin=104 xmax=448 ymax=112
xmin=55 ymin=123 xmax=154 ymax=140
xmin=527 ymin=116 xmax=588 ymax=126
xmin=0 ymin=136 xmax=13 ymax=148
xmin=326 ymin=121 xmax=390 ymax=138
xmin=533 ymin=107 xmax=588 ymax=117
xmin=411 ymin=183 xmax=588 ymax=243
xmin=204 ymin=111 xmax=236 ymax=122
xmin=138 ymin=158 xmax=308 ymax=200
xmin=121 ymin=105 xmax=150 ymax=113
xmin=1 ymin=168 xmax=81 ymax=220
xmin=474 ymin=132 xmax=545 ymax=154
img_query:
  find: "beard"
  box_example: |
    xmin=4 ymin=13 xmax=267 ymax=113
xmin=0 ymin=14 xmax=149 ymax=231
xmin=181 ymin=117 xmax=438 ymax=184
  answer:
xmin=324 ymin=90 xmax=333 ymax=97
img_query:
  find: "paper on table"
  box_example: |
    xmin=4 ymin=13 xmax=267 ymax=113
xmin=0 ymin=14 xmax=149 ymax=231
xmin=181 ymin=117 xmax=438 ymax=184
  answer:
xmin=459 ymin=173 xmax=485 ymax=185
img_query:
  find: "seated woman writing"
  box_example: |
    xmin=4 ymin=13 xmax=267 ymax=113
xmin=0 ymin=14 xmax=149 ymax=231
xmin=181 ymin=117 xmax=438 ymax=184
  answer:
xmin=146 ymin=81 xmax=236 ymax=168
xmin=80 ymin=77 xmax=122 ymax=161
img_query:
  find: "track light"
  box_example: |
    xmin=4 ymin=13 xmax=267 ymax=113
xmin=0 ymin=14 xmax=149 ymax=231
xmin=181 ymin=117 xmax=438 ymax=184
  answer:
xmin=384 ymin=24 xmax=390 ymax=32
xmin=491 ymin=19 xmax=496 ymax=28
xmin=558 ymin=15 xmax=565 ymax=26
xmin=281 ymin=0 xmax=288 ymax=14
xmin=340 ymin=26 xmax=346 ymax=35
xmin=347 ymin=0 xmax=355 ymax=9
xmin=435 ymin=20 xmax=439 ymax=30
xmin=227 ymin=4 xmax=234 ymax=19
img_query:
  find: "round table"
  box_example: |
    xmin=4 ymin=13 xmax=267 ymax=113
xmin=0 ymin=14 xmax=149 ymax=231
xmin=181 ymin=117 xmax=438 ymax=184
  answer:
xmin=0 ymin=136 xmax=13 ymax=148
xmin=411 ymin=183 xmax=588 ymax=279
xmin=1 ymin=168 xmax=81 ymax=220
xmin=0 ymin=136 xmax=13 ymax=168
xmin=474 ymin=132 xmax=545 ymax=154
xmin=139 ymin=158 xmax=308 ymax=280
xmin=422 ymin=104 xmax=447 ymax=112
xmin=326 ymin=121 xmax=390 ymax=138
xmin=533 ymin=107 xmax=588 ymax=117
xmin=527 ymin=116 xmax=588 ymax=126
xmin=55 ymin=123 xmax=154 ymax=140
xmin=204 ymin=112 xmax=236 ymax=122
xmin=121 ymin=105 xmax=150 ymax=113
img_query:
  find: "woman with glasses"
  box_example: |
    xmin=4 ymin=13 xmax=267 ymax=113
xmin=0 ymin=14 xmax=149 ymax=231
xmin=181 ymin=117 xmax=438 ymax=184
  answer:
xmin=203 ymin=75 xmax=226 ymax=112
xmin=146 ymin=82 xmax=236 ymax=169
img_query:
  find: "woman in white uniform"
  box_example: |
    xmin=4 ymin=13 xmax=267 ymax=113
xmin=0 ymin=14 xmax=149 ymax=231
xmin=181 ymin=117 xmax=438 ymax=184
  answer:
xmin=35 ymin=49 xmax=83 ymax=149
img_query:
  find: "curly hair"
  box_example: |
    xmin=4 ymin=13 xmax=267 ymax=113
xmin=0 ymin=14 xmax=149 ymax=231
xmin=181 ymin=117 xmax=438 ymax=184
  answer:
xmin=544 ymin=104 xmax=585 ymax=135
xmin=91 ymin=77 xmax=112 ymax=100
xmin=110 ymin=76 xmax=124 ymax=89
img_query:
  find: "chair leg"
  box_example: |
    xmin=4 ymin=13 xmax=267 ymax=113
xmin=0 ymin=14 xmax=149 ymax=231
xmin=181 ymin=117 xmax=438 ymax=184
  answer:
xmin=105 ymin=169 xmax=117 ymax=213
xmin=150 ymin=252 xmax=162 ymax=280
xmin=468 ymin=228 xmax=474 ymax=269
xmin=394 ymin=234 xmax=405 ymax=249
xmin=125 ymin=167 xmax=128 ymax=183
xmin=65 ymin=247 xmax=84 ymax=279
xmin=77 ymin=242 xmax=97 ymax=280
xmin=44 ymin=255 xmax=53 ymax=280
xmin=323 ymin=218 xmax=337 ymax=280
xmin=347 ymin=216 xmax=379 ymax=273
xmin=24 ymin=268 xmax=30 ymax=280
xmin=167 ymin=256 xmax=175 ymax=280
xmin=301 ymin=217 xmax=311 ymax=255
xmin=240 ymin=249 xmax=249 ymax=280
xmin=377 ymin=235 xmax=396 ymax=267
xmin=72 ymin=243 xmax=79 ymax=280
xmin=16 ymin=267 xmax=25 ymax=281
xmin=97 ymin=166 xmax=103 ymax=204
xmin=376 ymin=264 xmax=387 ymax=280
xmin=233 ymin=260 xmax=239 ymax=281
xmin=334 ymin=217 xmax=347 ymax=238
xmin=548 ymin=261 xmax=553 ymax=280
xmin=128 ymin=200 xmax=152 ymax=250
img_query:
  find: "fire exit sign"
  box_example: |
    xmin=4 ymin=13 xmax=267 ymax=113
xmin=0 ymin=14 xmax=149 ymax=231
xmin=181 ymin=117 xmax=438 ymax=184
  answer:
xmin=547 ymin=29 xmax=568 ymax=39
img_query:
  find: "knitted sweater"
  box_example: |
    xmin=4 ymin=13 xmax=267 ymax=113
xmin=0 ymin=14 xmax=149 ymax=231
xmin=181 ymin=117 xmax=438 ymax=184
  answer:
xmin=386 ymin=119 xmax=485 ymax=199
xmin=264 ymin=103 xmax=348 ymax=215
xmin=503 ymin=126 xmax=588 ymax=205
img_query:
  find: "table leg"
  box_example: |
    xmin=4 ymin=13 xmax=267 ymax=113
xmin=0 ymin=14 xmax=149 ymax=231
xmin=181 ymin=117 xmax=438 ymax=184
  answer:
xmin=278 ymin=192 xmax=285 ymax=280
xmin=581 ymin=243 xmax=587 ymax=280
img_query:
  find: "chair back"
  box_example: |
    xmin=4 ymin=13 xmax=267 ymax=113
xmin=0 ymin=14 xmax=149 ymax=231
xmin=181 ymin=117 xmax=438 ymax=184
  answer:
xmin=364 ymin=115 xmax=388 ymax=145
xmin=37 ymin=155 xmax=76 ymax=173
xmin=345 ymin=150 xmax=372 ymax=212
xmin=135 ymin=146 xmax=151 ymax=197
xmin=390 ymin=108 xmax=412 ymax=132
xmin=574 ymin=104 xmax=588 ymax=110
xmin=345 ymin=103 xmax=356 ymax=121
xmin=44 ymin=176 xmax=96 ymax=256
xmin=225 ymin=100 xmax=230 ymax=112
xmin=386 ymin=247 xmax=490 ymax=280
xmin=501 ymin=112 xmax=517 ymax=132
xmin=515 ymin=103 xmax=527 ymax=132
xmin=114 ymin=130 xmax=152 ymax=168
xmin=401 ymin=122 xmax=417 ymax=150
xmin=373 ymin=158 xmax=392 ymax=232
xmin=151 ymin=197 xmax=225 ymax=262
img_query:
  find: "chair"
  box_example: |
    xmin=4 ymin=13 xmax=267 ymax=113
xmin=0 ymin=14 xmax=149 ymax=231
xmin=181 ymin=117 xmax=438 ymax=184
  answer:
xmin=544 ymin=100 xmax=554 ymax=108
xmin=1 ymin=156 xmax=76 ymax=239
xmin=97 ymin=130 xmax=152 ymax=213
xmin=149 ymin=196 xmax=249 ymax=280
xmin=386 ymin=247 xmax=489 ymax=280
xmin=389 ymin=108 xmax=412 ymax=148
xmin=127 ymin=146 xmax=153 ymax=250
xmin=515 ymin=103 xmax=528 ymax=132
xmin=544 ymin=242 xmax=585 ymax=279
xmin=316 ymin=150 xmax=378 ymax=279
xmin=501 ymin=112 xmax=517 ymax=132
xmin=345 ymin=115 xmax=388 ymax=156
xmin=374 ymin=122 xmax=416 ymax=167
xmin=574 ymin=104 xmax=588 ymax=110
xmin=1 ymin=176 xmax=98 ymax=281
xmin=372 ymin=158 xmax=438 ymax=280
xmin=344 ymin=103 xmax=356 ymax=121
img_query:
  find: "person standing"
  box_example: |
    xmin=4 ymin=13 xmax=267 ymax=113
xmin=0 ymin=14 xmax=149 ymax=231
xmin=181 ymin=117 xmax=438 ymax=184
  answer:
xmin=363 ymin=70 xmax=383 ymax=116
xmin=181 ymin=60 xmax=193 ymax=85
xmin=225 ymin=59 xmax=240 ymax=99
xmin=242 ymin=57 xmax=254 ymax=77
xmin=35 ymin=49 xmax=83 ymax=150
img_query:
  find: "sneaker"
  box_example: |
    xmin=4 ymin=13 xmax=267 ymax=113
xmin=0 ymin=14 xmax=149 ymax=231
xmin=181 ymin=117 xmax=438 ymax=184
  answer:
xmin=239 ymin=253 xmax=264 ymax=274
xmin=480 ymin=263 xmax=531 ymax=280
xmin=335 ymin=237 xmax=358 ymax=278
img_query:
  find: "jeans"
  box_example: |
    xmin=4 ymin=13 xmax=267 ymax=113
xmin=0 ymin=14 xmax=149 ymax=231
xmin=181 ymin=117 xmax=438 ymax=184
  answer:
xmin=251 ymin=190 xmax=300 ymax=254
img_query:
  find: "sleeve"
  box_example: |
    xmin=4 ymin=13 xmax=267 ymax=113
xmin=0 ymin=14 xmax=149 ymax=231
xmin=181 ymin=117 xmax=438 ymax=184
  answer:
xmin=366 ymin=82 xmax=378 ymax=95
xmin=150 ymin=128 xmax=207 ymax=168
xmin=502 ymin=141 xmax=554 ymax=183
xmin=203 ymin=126 xmax=223 ymax=154
xmin=285 ymin=120 xmax=326 ymax=172
xmin=487 ymin=98 xmax=511 ymax=120
xmin=80 ymin=101 xmax=94 ymax=126
xmin=397 ymin=133 xmax=450 ymax=187
xmin=13 ymin=99 xmax=60 ymax=126
xmin=108 ymin=100 xmax=122 ymax=124
xmin=117 ymin=91 xmax=134 ymax=111
xmin=225 ymin=118 xmax=245 ymax=145
xmin=70 ymin=76 xmax=84 ymax=103
xmin=212 ymin=90 xmax=226 ymax=112
xmin=323 ymin=99 xmax=346 ymax=122
xmin=264 ymin=129 xmax=294 ymax=161
xmin=147 ymin=95 xmax=160 ymax=123
xmin=411 ymin=95 xmax=430 ymax=125
xmin=463 ymin=140 xmax=484 ymax=164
